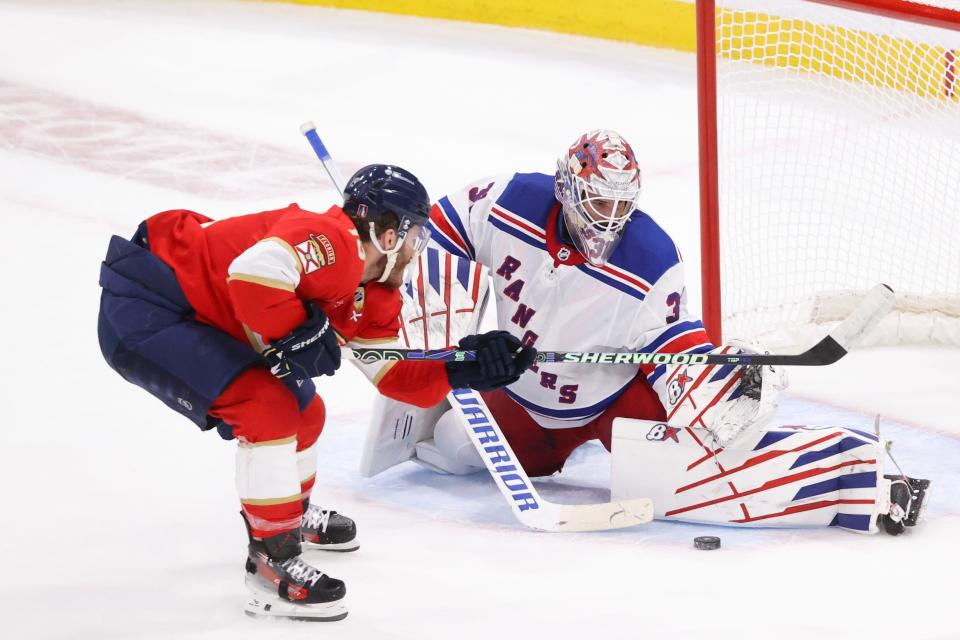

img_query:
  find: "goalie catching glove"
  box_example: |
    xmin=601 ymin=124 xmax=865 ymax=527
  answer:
xmin=654 ymin=339 xmax=788 ymax=447
xmin=262 ymin=302 xmax=341 ymax=380
xmin=445 ymin=330 xmax=537 ymax=392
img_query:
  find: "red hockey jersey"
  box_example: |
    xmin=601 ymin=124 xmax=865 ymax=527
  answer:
xmin=145 ymin=203 xmax=450 ymax=407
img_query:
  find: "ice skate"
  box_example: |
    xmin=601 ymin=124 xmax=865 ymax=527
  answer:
xmin=244 ymin=529 xmax=347 ymax=621
xmin=879 ymin=475 xmax=931 ymax=536
xmin=301 ymin=504 xmax=359 ymax=552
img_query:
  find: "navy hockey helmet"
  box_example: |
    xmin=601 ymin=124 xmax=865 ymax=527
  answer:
xmin=343 ymin=164 xmax=430 ymax=233
xmin=342 ymin=164 xmax=432 ymax=281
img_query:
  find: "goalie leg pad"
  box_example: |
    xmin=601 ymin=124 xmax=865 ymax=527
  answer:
xmin=414 ymin=408 xmax=485 ymax=475
xmin=358 ymin=395 xmax=450 ymax=477
xmin=360 ymin=247 xmax=491 ymax=476
xmin=611 ymin=419 xmax=890 ymax=533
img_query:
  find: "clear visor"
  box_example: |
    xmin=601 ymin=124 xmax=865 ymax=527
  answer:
xmin=403 ymin=223 xmax=432 ymax=256
xmin=557 ymin=166 xmax=638 ymax=267
xmin=369 ymin=219 xmax=432 ymax=257
xmin=397 ymin=225 xmax=432 ymax=284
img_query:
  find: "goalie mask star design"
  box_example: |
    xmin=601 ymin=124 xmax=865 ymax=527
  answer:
xmin=554 ymin=129 xmax=642 ymax=266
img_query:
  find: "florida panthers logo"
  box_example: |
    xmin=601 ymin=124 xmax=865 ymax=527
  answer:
xmin=646 ymin=423 xmax=680 ymax=443
xmin=667 ymin=370 xmax=694 ymax=405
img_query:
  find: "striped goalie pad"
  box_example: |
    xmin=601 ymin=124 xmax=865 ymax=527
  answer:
xmin=359 ymin=247 xmax=491 ymax=477
xmin=399 ymin=246 xmax=490 ymax=350
xmin=610 ymin=419 xmax=890 ymax=534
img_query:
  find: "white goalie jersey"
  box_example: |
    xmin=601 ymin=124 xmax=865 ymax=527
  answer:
xmin=427 ymin=172 xmax=716 ymax=429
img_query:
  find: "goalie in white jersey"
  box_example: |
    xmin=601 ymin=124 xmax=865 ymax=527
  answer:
xmin=426 ymin=130 xmax=765 ymax=470
xmin=367 ymin=130 xmax=928 ymax=536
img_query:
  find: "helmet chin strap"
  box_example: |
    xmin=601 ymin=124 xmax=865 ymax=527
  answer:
xmin=377 ymin=252 xmax=400 ymax=283
xmin=369 ymin=221 xmax=402 ymax=283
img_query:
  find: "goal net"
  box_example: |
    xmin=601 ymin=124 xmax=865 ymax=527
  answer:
xmin=698 ymin=0 xmax=960 ymax=348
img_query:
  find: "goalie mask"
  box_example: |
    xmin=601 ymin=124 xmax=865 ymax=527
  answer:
xmin=554 ymin=130 xmax=642 ymax=266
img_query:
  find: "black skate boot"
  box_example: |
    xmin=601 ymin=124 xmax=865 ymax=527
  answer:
xmin=244 ymin=528 xmax=347 ymax=621
xmin=301 ymin=503 xmax=359 ymax=552
xmin=879 ymin=475 xmax=931 ymax=536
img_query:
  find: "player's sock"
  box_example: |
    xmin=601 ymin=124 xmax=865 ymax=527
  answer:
xmin=879 ymin=475 xmax=931 ymax=536
xmin=301 ymin=503 xmax=359 ymax=552
xmin=244 ymin=528 xmax=347 ymax=621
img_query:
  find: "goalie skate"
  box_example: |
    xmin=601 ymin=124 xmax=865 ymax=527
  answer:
xmin=879 ymin=475 xmax=931 ymax=536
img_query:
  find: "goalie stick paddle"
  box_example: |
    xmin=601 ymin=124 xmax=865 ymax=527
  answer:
xmin=351 ymin=284 xmax=896 ymax=367
xmin=445 ymin=387 xmax=653 ymax=532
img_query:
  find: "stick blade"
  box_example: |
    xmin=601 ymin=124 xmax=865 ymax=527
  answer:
xmin=525 ymin=498 xmax=654 ymax=532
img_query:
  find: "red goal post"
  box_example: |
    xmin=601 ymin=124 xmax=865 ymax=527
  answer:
xmin=697 ymin=0 xmax=960 ymax=348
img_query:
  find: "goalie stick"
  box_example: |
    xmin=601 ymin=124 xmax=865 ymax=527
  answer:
xmin=350 ymin=283 xmax=895 ymax=367
xmin=301 ymin=124 xmax=653 ymax=531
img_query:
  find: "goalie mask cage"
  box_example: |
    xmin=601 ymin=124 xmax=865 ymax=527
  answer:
xmin=697 ymin=0 xmax=960 ymax=348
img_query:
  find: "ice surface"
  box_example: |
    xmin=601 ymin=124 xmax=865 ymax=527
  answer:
xmin=1 ymin=1 xmax=957 ymax=638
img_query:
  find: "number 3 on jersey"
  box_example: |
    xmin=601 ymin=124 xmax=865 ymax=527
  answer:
xmin=666 ymin=291 xmax=681 ymax=323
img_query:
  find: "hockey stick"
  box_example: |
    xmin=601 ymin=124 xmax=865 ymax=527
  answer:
xmin=351 ymin=283 xmax=896 ymax=367
xmin=445 ymin=386 xmax=653 ymax=532
xmin=301 ymin=121 xmax=347 ymax=193
xmin=435 ymin=282 xmax=887 ymax=530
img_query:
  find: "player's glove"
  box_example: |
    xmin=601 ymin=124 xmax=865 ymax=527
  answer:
xmin=445 ymin=330 xmax=537 ymax=392
xmin=262 ymin=302 xmax=341 ymax=380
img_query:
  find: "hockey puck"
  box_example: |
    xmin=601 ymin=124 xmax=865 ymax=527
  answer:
xmin=693 ymin=536 xmax=721 ymax=550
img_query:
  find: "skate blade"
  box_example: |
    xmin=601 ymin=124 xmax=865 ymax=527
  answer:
xmin=302 ymin=539 xmax=360 ymax=552
xmin=244 ymin=594 xmax=348 ymax=622
xmin=906 ymin=479 xmax=931 ymax=527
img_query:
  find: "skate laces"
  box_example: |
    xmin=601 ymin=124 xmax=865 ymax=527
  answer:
xmin=304 ymin=505 xmax=332 ymax=533
xmin=280 ymin=556 xmax=325 ymax=587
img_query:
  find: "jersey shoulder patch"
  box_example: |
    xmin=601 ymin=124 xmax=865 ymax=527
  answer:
xmin=276 ymin=206 xmax=358 ymax=266
xmin=291 ymin=232 xmax=338 ymax=274
xmin=271 ymin=205 xmax=365 ymax=298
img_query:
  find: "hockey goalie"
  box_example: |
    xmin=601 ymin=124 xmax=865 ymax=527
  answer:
xmin=361 ymin=129 xmax=929 ymax=536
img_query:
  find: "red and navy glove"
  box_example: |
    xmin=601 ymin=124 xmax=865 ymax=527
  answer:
xmin=262 ymin=302 xmax=341 ymax=380
xmin=445 ymin=330 xmax=537 ymax=391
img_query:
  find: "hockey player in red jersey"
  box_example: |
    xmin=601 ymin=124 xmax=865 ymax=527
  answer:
xmin=98 ymin=164 xmax=535 ymax=621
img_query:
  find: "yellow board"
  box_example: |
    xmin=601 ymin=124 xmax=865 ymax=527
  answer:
xmin=719 ymin=8 xmax=959 ymax=102
xmin=267 ymin=0 xmax=959 ymax=102
xmin=265 ymin=0 xmax=698 ymax=51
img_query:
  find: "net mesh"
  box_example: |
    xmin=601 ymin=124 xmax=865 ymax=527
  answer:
xmin=713 ymin=0 xmax=960 ymax=346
